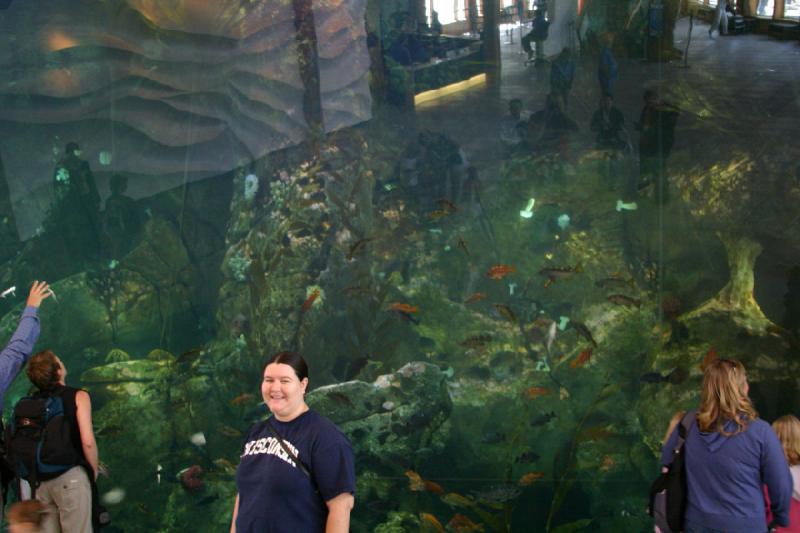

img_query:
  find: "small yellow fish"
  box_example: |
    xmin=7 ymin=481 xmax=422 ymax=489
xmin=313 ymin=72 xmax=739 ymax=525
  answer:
xmin=464 ymin=292 xmax=487 ymax=304
xmin=229 ymin=393 xmax=256 ymax=406
xmin=424 ymin=480 xmax=444 ymax=495
xmin=525 ymin=386 xmax=550 ymax=400
xmin=441 ymin=492 xmax=475 ymax=508
xmin=218 ymin=425 xmax=243 ymax=438
xmin=389 ymin=303 xmax=419 ymax=314
xmin=518 ymin=471 xmax=545 ymax=486
xmin=447 ymin=513 xmax=485 ymax=532
xmin=213 ymin=457 xmax=237 ymax=473
xmin=487 ymin=264 xmax=516 ymax=280
xmin=405 ymin=470 xmax=426 ymax=491
xmin=420 ymin=512 xmax=445 ymax=533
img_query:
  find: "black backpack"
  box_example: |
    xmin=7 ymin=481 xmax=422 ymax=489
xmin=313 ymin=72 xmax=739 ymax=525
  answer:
xmin=5 ymin=388 xmax=82 ymax=492
xmin=648 ymin=411 xmax=695 ymax=533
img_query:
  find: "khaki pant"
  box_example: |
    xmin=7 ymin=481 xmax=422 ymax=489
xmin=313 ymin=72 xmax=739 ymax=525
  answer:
xmin=36 ymin=466 xmax=92 ymax=533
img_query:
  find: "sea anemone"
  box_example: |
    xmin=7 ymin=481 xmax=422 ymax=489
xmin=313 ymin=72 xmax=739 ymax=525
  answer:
xmin=178 ymin=465 xmax=204 ymax=492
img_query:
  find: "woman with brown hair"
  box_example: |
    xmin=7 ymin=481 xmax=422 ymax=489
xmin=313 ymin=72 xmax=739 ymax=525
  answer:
xmin=660 ymin=358 xmax=792 ymax=532
xmin=24 ymin=350 xmax=98 ymax=533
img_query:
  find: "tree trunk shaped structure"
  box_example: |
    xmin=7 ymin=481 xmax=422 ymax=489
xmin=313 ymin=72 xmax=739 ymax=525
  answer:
xmin=684 ymin=233 xmax=771 ymax=332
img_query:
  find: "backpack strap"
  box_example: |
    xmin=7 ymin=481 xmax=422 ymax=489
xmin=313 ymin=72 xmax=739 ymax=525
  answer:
xmin=263 ymin=419 xmax=320 ymax=496
xmin=676 ymin=410 xmax=696 ymax=448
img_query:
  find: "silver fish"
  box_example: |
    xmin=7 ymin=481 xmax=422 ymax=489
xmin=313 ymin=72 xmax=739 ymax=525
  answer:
xmin=545 ymin=321 xmax=557 ymax=355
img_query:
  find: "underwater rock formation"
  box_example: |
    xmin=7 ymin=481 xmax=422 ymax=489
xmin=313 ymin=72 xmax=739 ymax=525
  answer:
xmin=308 ymin=362 xmax=452 ymax=463
xmin=79 ymin=356 xmax=233 ymax=531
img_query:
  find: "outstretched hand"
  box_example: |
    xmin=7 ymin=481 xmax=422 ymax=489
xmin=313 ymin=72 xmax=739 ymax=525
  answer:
xmin=26 ymin=280 xmax=52 ymax=308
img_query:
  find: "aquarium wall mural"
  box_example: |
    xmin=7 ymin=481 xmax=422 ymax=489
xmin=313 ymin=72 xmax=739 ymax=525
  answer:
xmin=1 ymin=0 xmax=799 ymax=531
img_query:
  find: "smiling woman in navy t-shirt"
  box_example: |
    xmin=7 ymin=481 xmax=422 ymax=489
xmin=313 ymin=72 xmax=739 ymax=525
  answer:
xmin=230 ymin=351 xmax=356 ymax=533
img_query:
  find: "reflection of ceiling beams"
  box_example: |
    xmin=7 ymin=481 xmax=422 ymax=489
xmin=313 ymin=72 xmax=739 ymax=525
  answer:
xmin=0 ymin=0 xmax=371 ymax=239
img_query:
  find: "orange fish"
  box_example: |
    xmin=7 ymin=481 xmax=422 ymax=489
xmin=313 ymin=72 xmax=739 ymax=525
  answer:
xmin=427 ymin=209 xmax=451 ymax=220
xmin=389 ymin=303 xmax=419 ymax=314
xmin=486 ymin=264 xmax=516 ymax=280
xmin=405 ymin=470 xmax=426 ymax=491
xmin=424 ymin=480 xmax=445 ymax=495
xmin=700 ymin=347 xmax=717 ymax=371
xmin=229 ymin=393 xmax=256 ymax=406
xmin=600 ymin=455 xmax=616 ymax=472
xmin=464 ymin=292 xmax=487 ymax=304
xmin=420 ymin=513 xmax=445 ymax=533
xmin=518 ymin=471 xmax=545 ymax=486
xmin=301 ymin=289 xmax=320 ymax=312
xmin=580 ymin=426 xmax=615 ymax=442
xmin=525 ymin=386 xmax=550 ymax=399
xmin=570 ymin=349 xmax=592 ymax=368
xmin=437 ymin=198 xmax=459 ymax=212
xmin=447 ymin=513 xmax=484 ymax=532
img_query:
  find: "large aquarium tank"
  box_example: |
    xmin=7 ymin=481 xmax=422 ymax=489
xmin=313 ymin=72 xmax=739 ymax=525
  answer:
xmin=0 ymin=0 xmax=799 ymax=531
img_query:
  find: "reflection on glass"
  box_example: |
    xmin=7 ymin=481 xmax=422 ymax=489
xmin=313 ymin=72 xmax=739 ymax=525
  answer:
xmin=757 ymin=0 xmax=776 ymax=16
xmin=1 ymin=0 xmax=799 ymax=531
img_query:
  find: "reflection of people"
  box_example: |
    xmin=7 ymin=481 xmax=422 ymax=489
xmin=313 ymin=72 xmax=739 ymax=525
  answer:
xmin=500 ymin=99 xmax=527 ymax=154
xmin=102 ymin=173 xmax=143 ymax=258
xmin=636 ymin=89 xmax=680 ymax=198
xmin=591 ymin=94 xmax=627 ymax=188
xmin=590 ymin=94 xmax=626 ymax=151
xmin=660 ymin=358 xmax=792 ymax=532
xmin=230 ymin=352 xmax=355 ymax=533
xmin=7 ymin=500 xmax=45 ymax=533
xmin=430 ymin=10 xmax=442 ymax=36
xmin=709 ymin=0 xmax=729 ymax=38
xmin=550 ymin=48 xmax=575 ymax=109
xmin=25 ymin=350 xmax=99 ymax=533
xmin=770 ymin=415 xmax=800 ymax=533
xmin=522 ymin=10 xmax=549 ymax=63
xmin=529 ymin=93 xmax=578 ymax=156
xmin=516 ymin=0 xmax=526 ymax=23
xmin=50 ymin=142 xmax=101 ymax=258
xmin=597 ymin=33 xmax=618 ymax=96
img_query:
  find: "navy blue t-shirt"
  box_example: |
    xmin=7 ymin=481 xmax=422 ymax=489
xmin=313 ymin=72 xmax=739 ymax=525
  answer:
xmin=235 ymin=410 xmax=356 ymax=533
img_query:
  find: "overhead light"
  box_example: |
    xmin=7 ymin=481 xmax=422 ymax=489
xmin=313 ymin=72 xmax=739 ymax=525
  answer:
xmin=414 ymin=73 xmax=487 ymax=106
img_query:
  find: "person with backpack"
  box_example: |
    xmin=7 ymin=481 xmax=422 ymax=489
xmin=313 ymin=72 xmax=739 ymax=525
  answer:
xmin=0 ymin=281 xmax=51 ymax=504
xmin=660 ymin=358 xmax=792 ymax=532
xmin=15 ymin=350 xmax=98 ymax=533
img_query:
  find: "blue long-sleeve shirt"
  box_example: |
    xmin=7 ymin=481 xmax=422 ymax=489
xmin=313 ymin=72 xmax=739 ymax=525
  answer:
xmin=0 ymin=305 xmax=40 ymax=411
xmin=662 ymin=416 xmax=792 ymax=532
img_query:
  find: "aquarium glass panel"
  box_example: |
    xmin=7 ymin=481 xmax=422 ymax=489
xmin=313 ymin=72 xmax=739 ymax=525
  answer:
xmin=0 ymin=0 xmax=798 ymax=532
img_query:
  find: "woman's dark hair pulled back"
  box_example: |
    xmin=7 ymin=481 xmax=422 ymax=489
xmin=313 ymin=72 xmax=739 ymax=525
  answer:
xmin=262 ymin=351 xmax=308 ymax=381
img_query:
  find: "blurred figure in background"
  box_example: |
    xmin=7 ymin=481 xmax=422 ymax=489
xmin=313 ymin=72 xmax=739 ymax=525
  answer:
xmin=769 ymin=415 xmax=800 ymax=532
xmin=7 ymin=500 xmax=45 ymax=533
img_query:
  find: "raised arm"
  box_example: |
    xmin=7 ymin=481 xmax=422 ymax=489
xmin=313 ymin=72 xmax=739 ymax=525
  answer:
xmin=0 ymin=281 xmax=49 ymax=405
xmin=75 ymin=390 xmax=99 ymax=480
